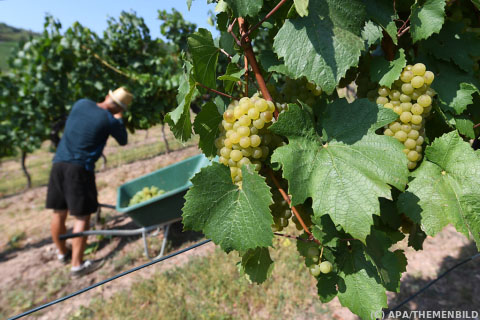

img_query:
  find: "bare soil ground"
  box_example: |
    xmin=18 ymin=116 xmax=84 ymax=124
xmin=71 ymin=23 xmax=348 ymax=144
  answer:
xmin=0 ymin=145 xmax=478 ymax=319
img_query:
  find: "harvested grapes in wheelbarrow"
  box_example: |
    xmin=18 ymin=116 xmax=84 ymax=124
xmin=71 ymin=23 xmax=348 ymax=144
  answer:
xmin=128 ymin=186 xmax=165 ymax=206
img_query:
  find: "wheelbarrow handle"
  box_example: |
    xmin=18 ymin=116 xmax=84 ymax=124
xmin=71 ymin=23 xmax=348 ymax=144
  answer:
xmin=59 ymin=225 xmax=158 ymax=240
xmin=99 ymin=203 xmax=116 ymax=210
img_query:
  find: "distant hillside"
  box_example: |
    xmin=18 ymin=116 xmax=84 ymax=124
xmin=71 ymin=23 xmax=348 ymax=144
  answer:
xmin=0 ymin=23 xmax=39 ymax=72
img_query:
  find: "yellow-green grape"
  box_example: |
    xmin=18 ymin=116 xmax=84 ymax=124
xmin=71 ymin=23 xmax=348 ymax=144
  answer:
xmin=228 ymin=158 xmax=237 ymax=167
xmin=393 ymin=106 xmax=403 ymax=115
xmin=230 ymin=150 xmax=243 ymax=162
xmin=309 ymin=264 xmax=321 ymax=277
xmin=400 ymin=70 xmax=414 ymax=82
xmin=401 ymin=124 xmax=411 ymax=133
xmin=384 ymin=128 xmax=394 ymax=136
xmin=239 ymin=136 xmax=251 ymax=148
xmin=389 ymin=90 xmax=401 ymax=100
xmin=252 ymin=161 xmax=262 ymax=171
xmin=411 ymin=115 xmax=422 ymax=125
xmin=417 ymin=95 xmax=432 ymax=107
xmin=408 ymin=130 xmax=419 ymax=140
xmin=411 ymin=104 xmax=424 ymax=115
xmin=403 ymin=148 xmax=410 ymax=155
xmin=230 ymin=132 xmax=241 ymax=144
xmin=248 ymin=108 xmax=260 ymax=120
xmin=238 ymin=157 xmax=251 ymax=167
xmin=255 ymin=99 xmax=268 ymax=112
xmin=233 ymin=106 xmax=243 ymax=119
xmin=416 ymin=145 xmax=422 ymax=153
xmin=238 ymin=115 xmax=251 ymax=126
xmin=411 ymin=76 xmax=425 ymax=88
xmin=416 ymin=136 xmax=424 ymax=146
xmin=252 ymin=147 xmax=263 ymax=159
xmin=400 ymin=112 xmax=413 ymax=123
xmin=384 ymin=102 xmax=394 ymax=109
xmin=411 ymin=123 xmax=422 ymax=131
xmin=404 ymin=138 xmax=416 ymax=149
xmin=250 ymin=135 xmax=261 ymax=147
xmin=260 ymin=111 xmax=273 ymax=122
xmin=230 ymin=167 xmax=239 ymax=178
xmin=239 ymin=101 xmax=250 ymax=114
xmin=224 ymin=109 xmax=235 ymax=123
xmin=401 ymin=102 xmax=412 ymax=112
xmin=232 ymin=122 xmax=241 ymax=131
xmin=407 ymin=150 xmax=419 ymax=161
xmin=378 ymin=87 xmax=390 ymax=97
xmin=220 ymin=147 xmax=231 ymax=158
xmin=319 ymin=261 xmax=333 ymax=274
xmin=401 ymin=83 xmax=414 ymax=95
xmin=237 ymin=126 xmax=250 ymax=137
xmin=215 ymin=137 xmax=224 ymax=149
xmin=242 ymin=147 xmax=253 ymax=157
xmin=253 ymin=119 xmax=265 ymax=129
xmin=222 ymin=120 xmax=233 ymax=131
xmin=408 ymin=161 xmax=417 ymax=170
xmin=412 ymin=63 xmax=426 ymax=76
xmin=267 ymin=101 xmax=276 ymax=112
xmin=400 ymin=94 xmax=411 ymax=103
xmin=389 ymin=122 xmax=402 ymax=133
xmin=394 ymin=130 xmax=408 ymax=142
xmin=426 ymin=87 xmax=436 ymax=97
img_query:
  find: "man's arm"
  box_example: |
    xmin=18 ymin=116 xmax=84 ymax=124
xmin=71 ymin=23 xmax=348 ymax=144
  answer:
xmin=109 ymin=113 xmax=128 ymax=146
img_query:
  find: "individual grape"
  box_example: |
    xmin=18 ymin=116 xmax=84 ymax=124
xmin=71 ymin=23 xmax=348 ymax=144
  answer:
xmin=416 ymin=145 xmax=422 ymax=153
xmin=393 ymin=106 xmax=403 ymax=115
xmin=253 ymin=118 xmax=265 ymax=129
xmin=238 ymin=115 xmax=251 ymax=127
xmin=400 ymin=112 xmax=413 ymax=123
xmin=384 ymin=129 xmax=394 ymax=136
xmin=319 ymin=261 xmax=333 ymax=274
xmin=233 ymin=106 xmax=243 ymax=119
xmin=400 ymin=94 xmax=411 ymax=103
xmin=426 ymin=87 xmax=436 ymax=97
xmin=250 ymin=135 xmax=261 ymax=147
xmin=384 ymin=102 xmax=394 ymax=109
xmin=230 ymin=132 xmax=241 ymax=144
xmin=400 ymin=70 xmax=414 ymax=82
xmin=417 ymin=95 xmax=432 ymax=107
xmin=416 ymin=136 xmax=424 ymax=146
xmin=252 ymin=161 xmax=262 ymax=171
xmin=411 ymin=76 xmax=425 ymax=88
xmin=411 ymin=115 xmax=422 ymax=125
xmin=260 ymin=146 xmax=269 ymax=158
xmin=219 ymin=156 xmax=228 ymax=165
xmin=248 ymin=108 xmax=260 ymax=120
xmin=230 ymin=150 xmax=243 ymax=162
xmin=239 ymin=136 xmax=251 ymax=148
xmin=389 ymin=90 xmax=401 ymax=100
xmin=215 ymin=137 xmax=225 ymax=149
xmin=376 ymin=96 xmax=389 ymax=105
xmin=401 ymin=83 xmax=414 ymax=95
xmin=401 ymin=124 xmax=411 ymax=133
xmin=412 ymin=63 xmax=426 ymax=76
xmin=224 ymin=138 xmax=233 ymax=148
xmin=252 ymin=147 xmax=263 ymax=159
xmin=255 ymin=99 xmax=268 ymax=112
xmin=378 ymin=87 xmax=389 ymax=97
xmin=407 ymin=130 xmax=419 ymax=140
xmin=260 ymin=111 xmax=273 ymax=122
xmin=262 ymin=133 xmax=272 ymax=145
xmin=407 ymin=161 xmax=417 ymax=169
xmin=411 ymin=123 xmax=422 ymax=131
xmin=220 ymin=147 xmax=231 ymax=158
xmin=237 ymin=126 xmax=250 ymax=137
xmin=403 ymin=148 xmax=410 ymax=155
xmin=222 ymin=120 xmax=233 ymax=131
xmin=230 ymin=167 xmax=239 ymax=178
xmin=411 ymin=104 xmax=424 ymax=115
xmin=405 ymin=65 xmax=413 ymax=71
xmin=267 ymin=101 xmax=276 ymax=112
xmin=394 ymin=130 xmax=408 ymax=142
xmin=224 ymin=110 xmax=235 ymax=123
xmin=242 ymin=147 xmax=253 ymax=157
xmin=307 ymin=246 xmax=320 ymax=258
xmin=239 ymin=102 xmax=250 ymax=114
xmin=309 ymin=264 xmax=321 ymax=277
xmin=283 ymin=209 xmax=292 ymax=219
xmin=407 ymin=150 xmax=419 ymax=161
xmin=400 ymin=102 xmax=412 ymax=112
xmin=228 ymin=158 xmax=237 ymax=167
xmin=389 ymin=122 xmax=402 ymax=133
xmin=237 ymin=157 xmax=251 ymax=167
xmin=404 ymin=138 xmax=416 ymax=149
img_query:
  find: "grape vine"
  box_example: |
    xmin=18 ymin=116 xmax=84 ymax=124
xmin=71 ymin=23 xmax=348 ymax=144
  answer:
xmin=174 ymin=0 xmax=480 ymax=317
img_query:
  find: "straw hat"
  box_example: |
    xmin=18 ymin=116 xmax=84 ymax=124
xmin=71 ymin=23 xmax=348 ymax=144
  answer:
xmin=108 ymin=87 xmax=133 ymax=110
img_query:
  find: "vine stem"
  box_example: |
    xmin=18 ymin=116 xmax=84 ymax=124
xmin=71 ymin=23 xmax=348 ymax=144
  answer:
xmin=240 ymin=0 xmax=290 ymax=43
xmin=473 ymin=122 xmax=480 ymax=129
xmin=195 ymin=82 xmax=234 ymax=99
xmin=245 ymin=56 xmax=249 ymax=97
xmin=268 ymin=170 xmax=322 ymax=245
xmin=397 ymin=25 xmax=411 ymax=38
xmin=273 ymin=232 xmax=310 ymax=243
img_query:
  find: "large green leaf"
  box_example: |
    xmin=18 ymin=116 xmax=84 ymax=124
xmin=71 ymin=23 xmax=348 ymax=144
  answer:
xmin=166 ymin=65 xmax=196 ymax=141
xmin=218 ymin=62 xmax=245 ymax=94
xmin=270 ymin=101 xmax=409 ymax=242
xmin=451 ymin=83 xmax=480 ymax=115
xmin=273 ymin=0 xmax=366 ymax=94
xmin=362 ymin=21 xmax=383 ymax=47
xmin=337 ymin=243 xmax=388 ymax=319
xmin=183 ymin=163 xmax=274 ymax=252
xmin=224 ymin=0 xmax=263 ymax=17
xmin=193 ymin=102 xmax=222 ymax=157
xmin=240 ymin=247 xmax=274 ymax=284
xmin=422 ymin=22 xmax=480 ymax=73
xmin=363 ymin=0 xmax=398 ymax=44
xmin=410 ymin=0 xmax=446 ymax=43
xmin=370 ymin=48 xmax=406 ymax=88
xmin=398 ymin=131 xmax=480 ymax=249
xmin=188 ymin=28 xmax=219 ymax=90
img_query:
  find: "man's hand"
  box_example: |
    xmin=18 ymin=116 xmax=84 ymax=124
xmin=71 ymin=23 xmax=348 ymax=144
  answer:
xmin=114 ymin=112 xmax=123 ymax=119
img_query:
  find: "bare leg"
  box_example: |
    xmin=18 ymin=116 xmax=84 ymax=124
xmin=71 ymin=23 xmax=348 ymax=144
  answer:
xmin=51 ymin=210 xmax=68 ymax=254
xmin=71 ymin=215 xmax=91 ymax=267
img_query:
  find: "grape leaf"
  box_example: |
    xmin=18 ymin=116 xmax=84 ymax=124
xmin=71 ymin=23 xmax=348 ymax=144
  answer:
xmin=270 ymin=102 xmax=409 ymax=242
xmin=370 ymin=49 xmax=406 ymax=88
xmin=398 ymin=131 xmax=480 ymax=249
xmin=365 ymin=230 xmax=407 ymax=292
xmin=188 ymin=28 xmax=219 ymax=90
xmin=218 ymin=63 xmax=245 ymax=94
xmin=455 ymin=117 xmax=475 ymax=139
xmin=224 ymin=0 xmax=263 ymax=17
xmin=240 ymin=247 xmax=274 ymax=284
xmin=337 ymin=242 xmax=388 ymax=319
xmin=363 ymin=0 xmax=398 ymax=44
xmin=362 ymin=21 xmax=383 ymax=47
xmin=473 ymin=0 xmax=480 ymax=9
xmin=410 ymin=0 xmax=446 ymax=43
xmin=451 ymin=83 xmax=480 ymax=115
xmin=193 ymin=102 xmax=222 ymax=157
xmin=317 ymin=273 xmax=339 ymax=303
xmin=186 ymin=0 xmax=193 ymax=10
xmin=273 ymin=0 xmax=366 ymax=94
xmin=166 ymin=65 xmax=195 ymax=141
xmin=294 ymin=0 xmax=309 ymax=17
xmin=422 ymin=22 xmax=480 ymax=72
xmin=183 ymin=163 xmax=274 ymax=252
xmin=408 ymin=224 xmax=427 ymax=250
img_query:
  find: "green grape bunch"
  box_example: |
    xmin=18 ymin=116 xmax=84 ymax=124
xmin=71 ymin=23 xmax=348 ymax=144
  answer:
xmin=129 ymin=186 xmax=165 ymax=206
xmin=305 ymin=246 xmax=333 ymax=277
xmin=280 ymin=77 xmax=322 ymax=106
xmin=377 ymin=63 xmax=436 ymax=169
xmin=215 ymin=94 xmax=284 ymax=186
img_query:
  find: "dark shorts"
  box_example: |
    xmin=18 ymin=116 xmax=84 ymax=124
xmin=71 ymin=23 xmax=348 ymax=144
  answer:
xmin=46 ymin=162 xmax=98 ymax=217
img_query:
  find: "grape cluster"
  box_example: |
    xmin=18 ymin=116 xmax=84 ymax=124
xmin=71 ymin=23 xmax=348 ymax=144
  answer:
xmin=280 ymin=77 xmax=322 ymax=106
xmin=270 ymin=188 xmax=292 ymax=232
xmin=306 ymin=246 xmax=333 ymax=276
xmin=377 ymin=63 xmax=436 ymax=169
xmin=129 ymin=186 xmax=165 ymax=206
xmin=216 ymin=95 xmax=282 ymax=185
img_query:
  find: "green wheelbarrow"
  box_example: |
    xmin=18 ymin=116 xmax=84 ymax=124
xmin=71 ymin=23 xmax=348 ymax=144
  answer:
xmin=60 ymin=154 xmax=211 ymax=259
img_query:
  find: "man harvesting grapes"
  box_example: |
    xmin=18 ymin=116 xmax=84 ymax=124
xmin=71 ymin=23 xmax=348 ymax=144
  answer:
xmin=46 ymin=87 xmax=133 ymax=277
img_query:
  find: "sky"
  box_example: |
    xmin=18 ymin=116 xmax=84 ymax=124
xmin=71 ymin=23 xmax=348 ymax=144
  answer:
xmin=0 ymin=0 xmax=218 ymax=39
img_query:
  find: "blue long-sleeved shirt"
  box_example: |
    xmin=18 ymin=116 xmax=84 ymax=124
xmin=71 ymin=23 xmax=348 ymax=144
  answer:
xmin=53 ymin=99 xmax=127 ymax=171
